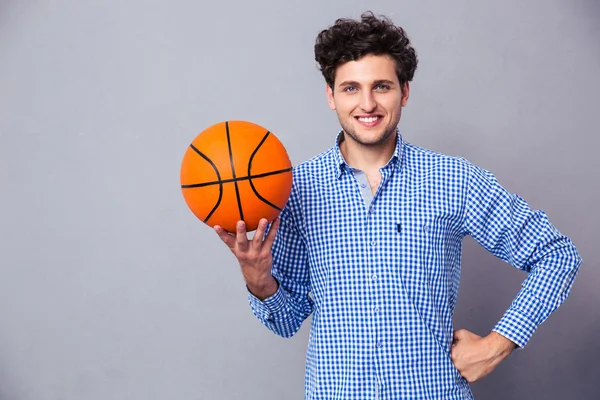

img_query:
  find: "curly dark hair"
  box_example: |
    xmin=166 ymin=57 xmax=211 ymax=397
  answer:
xmin=314 ymin=11 xmax=418 ymax=89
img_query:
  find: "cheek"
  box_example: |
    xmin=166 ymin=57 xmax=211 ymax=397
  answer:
xmin=383 ymin=99 xmax=403 ymax=114
xmin=334 ymin=101 xmax=353 ymax=115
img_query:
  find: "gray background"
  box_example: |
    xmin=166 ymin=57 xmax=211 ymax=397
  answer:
xmin=0 ymin=0 xmax=598 ymax=399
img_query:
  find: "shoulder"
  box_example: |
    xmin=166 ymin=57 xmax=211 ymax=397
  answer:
xmin=291 ymin=146 xmax=337 ymax=184
xmin=278 ymin=146 xmax=336 ymax=222
xmin=402 ymin=141 xmax=474 ymax=177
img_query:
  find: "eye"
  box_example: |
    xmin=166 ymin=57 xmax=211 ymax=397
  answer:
xmin=375 ymin=84 xmax=390 ymax=91
xmin=343 ymin=86 xmax=357 ymax=92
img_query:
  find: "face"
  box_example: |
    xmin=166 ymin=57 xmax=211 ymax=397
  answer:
xmin=326 ymin=54 xmax=409 ymax=148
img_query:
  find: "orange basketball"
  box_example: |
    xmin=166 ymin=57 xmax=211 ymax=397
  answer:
xmin=180 ymin=120 xmax=293 ymax=232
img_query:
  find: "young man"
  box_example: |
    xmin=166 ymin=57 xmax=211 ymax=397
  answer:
xmin=214 ymin=11 xmax=582 ymax=400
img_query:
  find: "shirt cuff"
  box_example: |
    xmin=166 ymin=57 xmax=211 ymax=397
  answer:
xmin=247 ymin=282 xmax=289 ymax=322
xmin=492 ymin=288 xmax=546 ymax=348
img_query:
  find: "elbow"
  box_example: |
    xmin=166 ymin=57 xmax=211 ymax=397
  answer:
xmin=572 ymin=252 xmax=583 ymax=275
xmin=567 ymin=240 xmax=583 ymax=272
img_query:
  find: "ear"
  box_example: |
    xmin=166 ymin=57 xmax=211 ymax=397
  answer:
xmin=401 ymin=82 xmax=410 ymax=107
xmin=326 ymin=84 xmax=336 ymax=110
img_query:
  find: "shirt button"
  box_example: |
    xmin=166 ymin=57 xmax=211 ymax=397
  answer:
xmin=370 ymin=241 xmax=377 ymax=247
xmin=376 ymin=342 xmax=383 ymax=348
xmin=372 ymin=274 xmax=378 ymax=280
xmin=361 ymin=183 xmax=367 ymax=188
xmin=374 ymin=306 xmax=380 ymax=313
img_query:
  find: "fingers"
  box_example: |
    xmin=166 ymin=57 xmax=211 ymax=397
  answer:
xmin=235 ymin=221 xmax=249 ymax=251
xmin=215 ymin=218 xmax=277 ymax=253
xmin=252 ymin=218 xmax=268 ymax=246
xmin=214 ymin=225 xmax=235 ymax=248
xmin=263 ymin=216 xmax=280 ymax=249
xmin=453 ymin=329 xmax=468 ymax=341
xmin=214 ymin=221 xmax=248 ymax=250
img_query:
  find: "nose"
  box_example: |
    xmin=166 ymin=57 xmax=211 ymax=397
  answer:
xmin=359 ymin=91 xmax=377 ymax=113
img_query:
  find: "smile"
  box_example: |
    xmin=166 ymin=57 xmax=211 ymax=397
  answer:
xmin=355 ymin=115 xmax=383 ymax=127
xmin=357 ymin=116 xmax=381 ymax=122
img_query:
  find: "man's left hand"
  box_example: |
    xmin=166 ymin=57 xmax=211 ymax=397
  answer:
xmin=451 ymin=329 xmax=517 ymax=382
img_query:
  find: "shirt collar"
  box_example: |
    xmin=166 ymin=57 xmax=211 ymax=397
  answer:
xmin=334 ymin=129 xmax=404 ymax=179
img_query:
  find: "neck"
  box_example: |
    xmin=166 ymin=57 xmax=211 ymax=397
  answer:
xmin=339 ymin=132 xmax=397 ymax=173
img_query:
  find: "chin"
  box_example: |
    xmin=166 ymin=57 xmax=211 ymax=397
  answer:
xmin=354 ymin=134 xmax=390 ymax=147
xmin=356 ymin=128 xmax=394 ymax=145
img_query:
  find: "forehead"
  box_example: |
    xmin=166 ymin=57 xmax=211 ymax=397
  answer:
xmin=334 ymin=54 xmax=398 ymax=85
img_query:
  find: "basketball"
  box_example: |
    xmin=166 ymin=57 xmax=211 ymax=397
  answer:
xmin=180 ymin=120 xmax=293 ymax=232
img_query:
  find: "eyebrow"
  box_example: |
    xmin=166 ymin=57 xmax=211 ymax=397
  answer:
xmin=338 ymin=79 xmax=396 ymax=88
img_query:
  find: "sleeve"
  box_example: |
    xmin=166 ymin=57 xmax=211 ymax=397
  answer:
xmin=247 ymin=185 xmax=313 ymax=338
xmin=462 ymin=162 xmax=583 ymax=348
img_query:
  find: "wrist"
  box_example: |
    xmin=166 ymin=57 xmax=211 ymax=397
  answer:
xmin=247 ymin=276 xmax=278 ymax=300
xmin=486 ymin=331 xmax=517 ymax=360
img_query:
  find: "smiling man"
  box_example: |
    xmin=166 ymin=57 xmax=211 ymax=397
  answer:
xmin=214 ymin=11 xmax=583 ymax=400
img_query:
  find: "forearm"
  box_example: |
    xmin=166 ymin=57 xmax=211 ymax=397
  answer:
xmin=244 ymin=196 xmax=312 ymax=338
xmin=493 ymin=235 xmax=582 ymax=348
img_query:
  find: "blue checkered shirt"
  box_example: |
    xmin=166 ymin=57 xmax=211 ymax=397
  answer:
xmin=248 ymin=131 xmax=582 ymax=399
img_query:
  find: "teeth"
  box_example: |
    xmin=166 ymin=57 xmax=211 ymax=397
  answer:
xmin=358 ymin=116 xmax=379 ymax=123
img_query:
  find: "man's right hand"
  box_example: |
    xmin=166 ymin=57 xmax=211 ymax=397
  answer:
xmin=214 ymin=217 xmax=280 ymax=300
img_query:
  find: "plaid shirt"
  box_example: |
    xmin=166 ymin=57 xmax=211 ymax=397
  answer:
xmin=248 ymin=131 xmax=582 ymax=399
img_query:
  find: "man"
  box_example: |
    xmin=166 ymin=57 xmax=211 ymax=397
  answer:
xmin=214 ymin=11 xmax=582 ymax=400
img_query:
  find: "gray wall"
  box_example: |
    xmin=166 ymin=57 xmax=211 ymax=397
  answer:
xmin=0 ymin=0 xmax=598 ymax=399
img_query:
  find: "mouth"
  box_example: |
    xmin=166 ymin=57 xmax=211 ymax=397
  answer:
xmin=355 ymin=115 xmax=383 ymax=127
